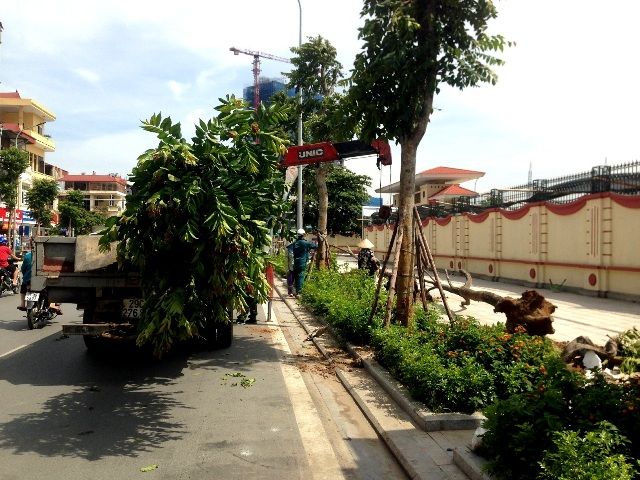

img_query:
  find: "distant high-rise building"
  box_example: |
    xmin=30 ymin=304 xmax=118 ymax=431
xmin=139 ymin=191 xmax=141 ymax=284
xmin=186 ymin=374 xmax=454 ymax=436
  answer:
xmin=243 ymin=78 xmax=295 ymax=107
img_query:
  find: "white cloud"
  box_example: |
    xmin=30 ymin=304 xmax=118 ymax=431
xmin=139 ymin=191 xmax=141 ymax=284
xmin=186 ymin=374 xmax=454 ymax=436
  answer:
xmin=2 ymin=0 xmax=638 ymax=197
xmin=168 ymin=80 xmax=190 ymax=99
xmin=73 ymin=68 xmax=100 ymax=85
xmin=52 ymin=129 xmax=156 ymax=177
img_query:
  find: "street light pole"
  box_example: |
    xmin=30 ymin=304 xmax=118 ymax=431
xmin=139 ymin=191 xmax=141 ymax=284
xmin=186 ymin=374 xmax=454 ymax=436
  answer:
xmin=296 ymin=0 xmax=304 ymax=230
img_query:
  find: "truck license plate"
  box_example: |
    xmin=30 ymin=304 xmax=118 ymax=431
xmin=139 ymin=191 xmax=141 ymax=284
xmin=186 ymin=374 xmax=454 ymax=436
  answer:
xmin=25 ymin=292 xmax=40 ymax=302
xmin=121 ymin=298 xmax=143 ymax=319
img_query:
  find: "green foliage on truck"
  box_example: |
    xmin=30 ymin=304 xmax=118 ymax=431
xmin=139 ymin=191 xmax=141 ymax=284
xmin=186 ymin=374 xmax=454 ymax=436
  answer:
xmin=101 ymin=96 xmax=289 ymax=355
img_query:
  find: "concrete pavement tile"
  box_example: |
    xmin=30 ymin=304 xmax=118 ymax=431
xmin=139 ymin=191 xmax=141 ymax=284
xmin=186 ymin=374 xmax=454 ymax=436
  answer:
xmin=428 ymin=430 xmax=474 ymax=452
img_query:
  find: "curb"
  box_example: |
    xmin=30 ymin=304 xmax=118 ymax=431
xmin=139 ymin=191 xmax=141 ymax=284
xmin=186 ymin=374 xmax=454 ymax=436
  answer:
xmin=452 ymin=448 xmax=492 ymax=480
xmin=275 ymin=283 xmax=334 ymax=363
xmin=273 ymin=276 xmax=490 ymax=478
xmin=335 ymin=368 xmax=427 ymax=480
xmin=274 ymin=276 xmax=485 ymax=431
xmin=356 ymin=352 xmax=485 ymax=432
xmin=341 ymin=336 xmax=485 ymax=432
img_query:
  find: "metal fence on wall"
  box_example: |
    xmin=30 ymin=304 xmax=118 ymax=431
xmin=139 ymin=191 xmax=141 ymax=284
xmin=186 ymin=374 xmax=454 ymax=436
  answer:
xmin=375 ymin=160 xmax=640 ymax=222
xmin=448 ymin=160 xmax=640 ymax=217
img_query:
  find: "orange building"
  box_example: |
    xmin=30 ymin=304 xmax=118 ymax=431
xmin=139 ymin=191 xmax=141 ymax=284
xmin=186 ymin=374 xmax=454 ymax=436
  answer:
xmin=377 ymin=166 xmax=484 ymax=207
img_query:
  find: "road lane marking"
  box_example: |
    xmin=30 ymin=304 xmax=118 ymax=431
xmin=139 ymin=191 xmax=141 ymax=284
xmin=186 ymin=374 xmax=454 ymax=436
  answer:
xmin=0 ymin=344 xmax=27 ymax=359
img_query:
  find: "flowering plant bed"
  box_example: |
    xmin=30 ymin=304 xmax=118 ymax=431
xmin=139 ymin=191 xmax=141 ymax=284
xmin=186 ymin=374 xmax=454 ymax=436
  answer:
xmin=288 ymin=260 xmax=639 ymax=479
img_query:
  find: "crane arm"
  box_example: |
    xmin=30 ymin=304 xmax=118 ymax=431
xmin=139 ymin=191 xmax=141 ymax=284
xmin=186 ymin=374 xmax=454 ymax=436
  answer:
xmin=230 ymin=46 xmax=291 ymax=64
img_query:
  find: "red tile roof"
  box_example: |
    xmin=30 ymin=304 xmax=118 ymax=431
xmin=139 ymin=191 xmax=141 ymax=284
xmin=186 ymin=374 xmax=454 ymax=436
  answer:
xmin=431 ymin=184 xmax=478 ymax=198
xmin=0 ymin=91 xmax=21 ymax=98
xmin=62 ymin=174 xmax=128 ymax=185
xmin=417 ymin=166 xmax=484 ymax=176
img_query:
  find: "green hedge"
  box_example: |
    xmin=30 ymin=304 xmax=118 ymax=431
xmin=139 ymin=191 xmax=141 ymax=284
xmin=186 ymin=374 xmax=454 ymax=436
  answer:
xmin=301 ymin=267 xmax=384 ymax=344
xmin=293 ymin=266 xmax=639 ymax=479
xmin=371 ymin=313 xmax=558 ymax=413
xmin=480 ymin=368 xmax=640 ymax=480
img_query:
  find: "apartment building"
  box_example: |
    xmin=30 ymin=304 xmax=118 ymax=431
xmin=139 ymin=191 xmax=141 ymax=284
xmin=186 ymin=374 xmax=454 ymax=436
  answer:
xmin=0 ymin=90 xmax=65 ymax=239
xmin=61 ymin=173 xmax=128 ymax=217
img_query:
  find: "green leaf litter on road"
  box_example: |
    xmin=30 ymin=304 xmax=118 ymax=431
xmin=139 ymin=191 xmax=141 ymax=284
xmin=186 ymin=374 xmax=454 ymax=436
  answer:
xmin=140 ymin=464 xmax=158 ymax=472
xmin=240 ymin=377 xmax=256 ymax=388
xmin=220 ymin=372 xmax=256 ymax=388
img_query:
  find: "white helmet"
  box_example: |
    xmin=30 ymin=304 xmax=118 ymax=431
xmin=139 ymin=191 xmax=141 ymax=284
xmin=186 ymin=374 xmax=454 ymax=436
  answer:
xmin=297 ymin=228 xmax=306 ymax=235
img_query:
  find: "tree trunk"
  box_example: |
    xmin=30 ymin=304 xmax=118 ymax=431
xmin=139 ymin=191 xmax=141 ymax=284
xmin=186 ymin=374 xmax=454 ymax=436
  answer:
xmin=394 ymin=140 xmax=418 ymax=326
xmin=393 ymin=85 xmax=434 ymax=326
xmin=432 ymin=270 xmax=556 ymax=336
xmin=315 ymin=163 xmax=329 ymax=269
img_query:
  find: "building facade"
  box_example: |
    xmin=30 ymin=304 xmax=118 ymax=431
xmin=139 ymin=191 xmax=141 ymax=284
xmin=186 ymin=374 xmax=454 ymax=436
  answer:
xmin=243 ymin=78 xmax=296 ymax=107
xmin=0 ymin=90 xmax=64 ymax=241
xmin=60 ymin=173 xmax=128 ymax=217
xmin=377 ymin=166 xmax=484 ymax=208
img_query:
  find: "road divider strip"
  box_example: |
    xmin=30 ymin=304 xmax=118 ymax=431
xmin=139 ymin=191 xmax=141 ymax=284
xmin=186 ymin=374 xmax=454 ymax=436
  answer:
xmin=0 ymin=344 xmax=27 ymax=359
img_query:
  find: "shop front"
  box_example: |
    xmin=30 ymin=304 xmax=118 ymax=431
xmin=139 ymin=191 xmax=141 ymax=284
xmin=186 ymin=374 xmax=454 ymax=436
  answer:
xmin=0 ymin=207 xmax=37 ymax=251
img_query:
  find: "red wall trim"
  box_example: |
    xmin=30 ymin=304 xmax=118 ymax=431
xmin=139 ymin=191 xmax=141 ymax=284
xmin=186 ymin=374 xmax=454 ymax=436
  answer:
xmin=466 ymin=211 xmax=491 ymax=223
xmin=435 ymin=217 xmax=452 ymax=226
xmin=433 ymin=254 xmax=640 ymax=273
xmin=611 ymin=193 xmax=640 ymax=209
xmin=500 ymin=206 xmax=531 ymax=220
xmin=545 ymin=197 xmax=588 ymax=215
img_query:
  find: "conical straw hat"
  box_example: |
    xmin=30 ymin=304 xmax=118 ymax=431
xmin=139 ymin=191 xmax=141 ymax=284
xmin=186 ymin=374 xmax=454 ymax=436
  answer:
xmin=358 ymin=239 xmax=374 ymax=249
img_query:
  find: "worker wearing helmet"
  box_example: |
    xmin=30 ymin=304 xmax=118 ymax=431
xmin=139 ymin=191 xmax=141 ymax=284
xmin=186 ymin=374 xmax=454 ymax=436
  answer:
xmin=291 ymin=228 xmax=317 ymax=296
xmin=0 ymin=235 xmax=20 ymax=287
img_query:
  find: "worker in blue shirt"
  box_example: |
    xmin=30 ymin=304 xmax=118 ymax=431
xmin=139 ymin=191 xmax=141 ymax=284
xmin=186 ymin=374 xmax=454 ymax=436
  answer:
xmin=291 ymin=228 xmax=317 ymax=296
xmin=17 ymin=249 xmax=32 ymax=311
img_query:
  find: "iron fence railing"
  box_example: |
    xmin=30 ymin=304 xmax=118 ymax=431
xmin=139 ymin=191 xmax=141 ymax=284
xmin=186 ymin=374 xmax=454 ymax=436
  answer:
xmin=370 ymin=161 xmax=640 ymax=224
xmin=468 ymin=160 xmax=640 ymax=212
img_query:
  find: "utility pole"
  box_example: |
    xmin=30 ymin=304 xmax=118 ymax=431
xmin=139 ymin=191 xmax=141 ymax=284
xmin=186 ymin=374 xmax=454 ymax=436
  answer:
xmin=296 ymin=0 xmax=304 ymax=231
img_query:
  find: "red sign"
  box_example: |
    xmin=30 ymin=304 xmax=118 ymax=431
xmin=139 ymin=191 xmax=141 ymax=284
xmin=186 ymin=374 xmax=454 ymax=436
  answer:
xmin=282 ymin=142 xmax=340 ymax=167
xmin=281 ymin=139 xmax=393 ymax=168
xmin=0 ymin=208 xmax=23 ymax=222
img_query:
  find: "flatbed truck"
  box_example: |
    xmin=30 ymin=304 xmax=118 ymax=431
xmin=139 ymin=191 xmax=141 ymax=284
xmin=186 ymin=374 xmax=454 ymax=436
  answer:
xmin=30 ymin=235 xmax=233 ymax=351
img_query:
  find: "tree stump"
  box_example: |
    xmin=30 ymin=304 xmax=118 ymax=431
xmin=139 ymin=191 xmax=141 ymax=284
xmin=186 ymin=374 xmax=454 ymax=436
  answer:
xmin=494 ymin=290 xmax=556 ymax=336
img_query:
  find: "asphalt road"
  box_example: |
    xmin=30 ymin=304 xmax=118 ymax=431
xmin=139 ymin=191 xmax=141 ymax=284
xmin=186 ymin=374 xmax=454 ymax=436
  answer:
xmin=0 ymin=291 xmax=406 ymax=480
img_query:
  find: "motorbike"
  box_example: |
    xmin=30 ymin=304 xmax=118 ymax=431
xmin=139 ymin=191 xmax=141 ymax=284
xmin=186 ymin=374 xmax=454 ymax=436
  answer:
xmin=25 ymin=289 xmax=58 ymax=330
xmin=0 ymin=260 xmax=20 ymax=295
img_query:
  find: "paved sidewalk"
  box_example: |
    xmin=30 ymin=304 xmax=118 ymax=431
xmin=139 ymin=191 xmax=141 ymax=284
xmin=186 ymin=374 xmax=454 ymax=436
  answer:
xmin=438 ymin=275 xmax=640 ymax=345
xmin=274 ymin=276 xmax=472 ymax=479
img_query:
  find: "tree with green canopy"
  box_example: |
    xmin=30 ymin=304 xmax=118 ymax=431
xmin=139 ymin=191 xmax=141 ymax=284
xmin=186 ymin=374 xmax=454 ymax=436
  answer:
xmin=26 ymin=178 xmax=59 ymax=235
xmin=58 ymin=190 xmax=106 ymax=235
xmin=303 ymin=165 xmax=371 ymax=236
xmin=286 ymin=35 xmax=355 ymax=267
xmin=349 ymin=0 xmax=510 ymax=325
xmin=0 ymin=147 xmax=30 ymax=248
xmin=100 ymin=96 xmax=289 ymax=355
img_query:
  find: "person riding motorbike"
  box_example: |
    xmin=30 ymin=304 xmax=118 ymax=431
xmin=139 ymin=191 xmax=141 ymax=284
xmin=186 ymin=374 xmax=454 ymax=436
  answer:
xmin=16 ymin=242 xmax=62 ymax=315
xmin=0 ymin=235 xmax=20 ymax=288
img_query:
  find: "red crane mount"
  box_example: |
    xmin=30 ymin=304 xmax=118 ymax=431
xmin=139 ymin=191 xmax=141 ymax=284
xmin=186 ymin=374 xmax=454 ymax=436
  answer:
xmin=282 ymin=139 xmax=392 ymax=168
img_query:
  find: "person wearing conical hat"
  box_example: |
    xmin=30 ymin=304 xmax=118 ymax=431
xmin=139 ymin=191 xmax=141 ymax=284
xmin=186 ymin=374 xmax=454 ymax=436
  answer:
xmin=357 ymin=238 xmax=380 ymax=276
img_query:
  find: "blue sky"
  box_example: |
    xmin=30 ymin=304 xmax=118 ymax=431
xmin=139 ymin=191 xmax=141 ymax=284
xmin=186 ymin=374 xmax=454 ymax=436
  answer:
xmin=1 ymin=0 xmax=639 ymax=200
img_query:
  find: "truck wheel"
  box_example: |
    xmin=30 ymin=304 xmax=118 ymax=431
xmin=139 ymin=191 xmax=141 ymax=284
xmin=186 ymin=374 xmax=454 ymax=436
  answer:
xmin=216 ymin=322 xmax=233 ymax=349
xmin=202 ymin=322 xmax=233 ymax=349
xmin=82 ymin=308 xmax=103 ymax=353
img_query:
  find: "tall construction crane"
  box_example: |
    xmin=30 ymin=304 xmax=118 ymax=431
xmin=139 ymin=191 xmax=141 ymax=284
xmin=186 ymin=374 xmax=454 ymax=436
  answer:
xmin=230 ymin=46 xmax=291 ymax=109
